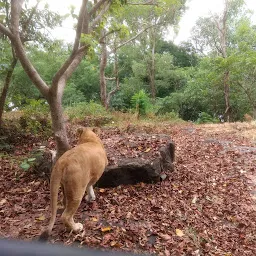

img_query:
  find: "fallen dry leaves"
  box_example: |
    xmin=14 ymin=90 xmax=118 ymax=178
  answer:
xmin=0 ymin=123 xmax=255 ymax=256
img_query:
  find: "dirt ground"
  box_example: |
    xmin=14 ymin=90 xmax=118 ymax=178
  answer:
xmin=0 ymin=122 xmax=255 ymax=255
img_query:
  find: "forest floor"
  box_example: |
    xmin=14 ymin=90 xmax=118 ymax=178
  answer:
xmin=0 ymin=121 xmax=256 ymax=255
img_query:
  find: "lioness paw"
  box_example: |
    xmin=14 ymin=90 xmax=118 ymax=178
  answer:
xmin=73 ymin=223 xmax=83 ymax=233
xmin=85 ymin=195 xmax=96 ymax=202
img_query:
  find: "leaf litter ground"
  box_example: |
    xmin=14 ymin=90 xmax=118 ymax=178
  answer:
xmin=0 ymin=123 xmax=255 ymax=255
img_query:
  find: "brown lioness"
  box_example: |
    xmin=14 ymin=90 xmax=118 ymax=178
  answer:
xmin=39 ymin=127 xmax=108 ymax=240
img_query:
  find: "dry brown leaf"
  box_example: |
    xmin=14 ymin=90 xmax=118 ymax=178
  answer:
xmin=101 ymin=226 xmax=112 ymax=232
xmin=36 ymin=215 xmax=45 ymax=221
xmin=0 ymin=199 xmax=7 ymax=206
xmin=175 ymin=229 xmax=184 ymax=237
xmin=159 ymin=233 xmax=172 ymax=241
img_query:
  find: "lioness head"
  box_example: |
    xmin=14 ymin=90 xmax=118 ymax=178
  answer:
xmin=77 ymin=127 xmax=103 ymax=145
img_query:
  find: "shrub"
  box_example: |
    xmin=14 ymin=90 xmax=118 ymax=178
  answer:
xmin=62 ymin=84 xmax=86 ymax=106
xmin=65 ymin=101 xmax=113 ymax=126
xmin=155 ymin=111 xmax=181 ymax=122
xmin=156 ymin=93 xmax=183 ymax=115
xmin=196 ymin=112 xmax=218 ymax=124
xmin=19 ymin=99 xmax=51 ymax=135
xmin=130 ymin=90 xmax=150 ymax=117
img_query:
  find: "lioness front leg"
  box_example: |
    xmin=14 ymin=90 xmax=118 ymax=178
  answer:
xmin=85 ymin=185 xmax=96 ymax=202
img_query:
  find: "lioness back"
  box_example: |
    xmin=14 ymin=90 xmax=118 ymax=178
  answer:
xmin=57 ymin=142 xmax=108 ymax=182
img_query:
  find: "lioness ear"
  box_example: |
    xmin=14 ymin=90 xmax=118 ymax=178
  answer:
xmin=76 ymin=127 xmax=84 ymax=137
xmin=92 ymin=127 xmax=101 ymax=136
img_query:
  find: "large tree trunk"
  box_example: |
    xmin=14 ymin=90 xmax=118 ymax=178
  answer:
xmin=48 ymin=86 xmax=70 ymax=158
xmin=0 ymin=56 xmax=17 ymax=127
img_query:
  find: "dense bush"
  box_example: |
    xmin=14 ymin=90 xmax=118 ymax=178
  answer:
xmin=62 ymin=84 xmax=86 ymax=106
xmin=65 ymin=101 xmax=110 ymax=121
xmin=19 ymin=99 xmax=51 ymax=134
xmin=196 ymin=112 xmax=219 ymax=124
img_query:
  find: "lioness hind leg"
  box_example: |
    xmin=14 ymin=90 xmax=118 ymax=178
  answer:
xmin=60 ymin=182 xmax=85 ymax=233
xmin=61 ymin=198 xmax=83 ymax=232
xmin=85 ymin=185 xmax=96 ymax=202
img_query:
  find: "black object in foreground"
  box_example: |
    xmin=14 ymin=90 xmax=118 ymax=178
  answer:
xmin=0 ymin=239 xmax=143 ymax=256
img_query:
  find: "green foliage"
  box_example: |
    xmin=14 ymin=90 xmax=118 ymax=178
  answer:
xmin=80 ymin=33 xmax=98 ymax=59
xmin=156 ymin=111 xmax=181 ymax=122
xmin=65 ymin=101 xmax=109 ymax=121
xmin=0 ymin=135 xmax=13 ymax=152
xmin=196 ymin=112 xmax=219 ymax=124
xmin=70 ymin=58 xmax=100 ymax=102
xmin=156 ymin=40 xmax=198 ymax=67
xmin=19 ymin=148 xmax=45 ymax=172
xmin=9 ymin=41 xmax=68 ymax=108
xmin=156 ymin=93 xmax=183 ymax=115
xmin=19 ymin=99 xmax=51 ymax=134
xmin=62 ymin=84 xmax=86 ymax=106
xmin=130 ymin=90 xmax=150 ymax=117
xmin=20 ymin=161 xmax=30 ymax=171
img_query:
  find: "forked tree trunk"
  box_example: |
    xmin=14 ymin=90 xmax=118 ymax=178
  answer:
xmin=0 ymin=57 xmax=17 ymax=127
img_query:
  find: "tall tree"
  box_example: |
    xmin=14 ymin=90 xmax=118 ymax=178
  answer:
xmin=0 ymin=0 xmax=113 ymax=157
xmin=0 ymin=0 xmax=63 ymax=126
xmin=229 ymin=19 xmax=256 ymax=118
xmin=1 ymin=0 xmax=184 ymax=158
xmin=190 ymin=0 xmax=246 ymax=121
xmin=98 ymin=0 xmax=187 ymax=106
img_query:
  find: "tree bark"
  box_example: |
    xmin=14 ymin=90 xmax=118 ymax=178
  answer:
xmin=223 ymin=71 xmax=231 ymax=122
xmin=0 ymin=56 xmax=17 ymax=127
xmin=48 ymin=84 xmax=70 ymax=158
xmin=100 ymin=29 xmax=108 ymax=108
xmin=105 ymin=48 xmax=120 ymax=109
xmin=148 ymin=27 xmax=156 ymax=100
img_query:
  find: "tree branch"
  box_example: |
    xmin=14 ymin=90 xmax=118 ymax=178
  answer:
xmin=115 ymin=24 xmax=154 ymax=51
xmin=0 ymin=23 xmax=14 ymax=39
xmin=90 ymin=1 xmax=111 ymax=31
xmin=9 ymin=0 xmax=49 ymax=98
xmin=89 ymin=0 xmax=107 ymax=17
xmin=127 ymin=0 xmax=158 ymax=6
xmin=51 ymin=0 xmax=89 ymax=87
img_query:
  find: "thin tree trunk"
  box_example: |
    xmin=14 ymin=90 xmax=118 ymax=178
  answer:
xmin=0 ymin=56 xmax=18 ymax=127
xmin=106 ymin=48 xmax=120 ymax=109
xmin=253 ymin=106 xmax=256 ymax=119
xmin=100 ymin=30 xmax=107 ymax=108
xmin=223 ymin=71 xmax=231 ymax=122
xmin=149 ymin=28 xmax=156 ymax=100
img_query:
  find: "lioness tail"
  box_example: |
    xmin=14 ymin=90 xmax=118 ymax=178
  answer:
xmin=39 ymin=166 xmax=61 ymax=241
